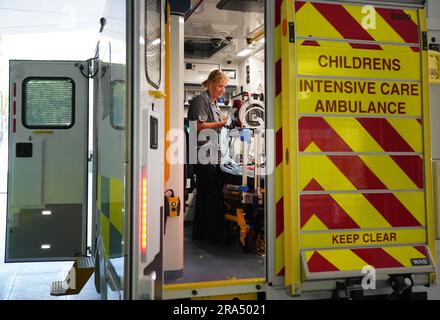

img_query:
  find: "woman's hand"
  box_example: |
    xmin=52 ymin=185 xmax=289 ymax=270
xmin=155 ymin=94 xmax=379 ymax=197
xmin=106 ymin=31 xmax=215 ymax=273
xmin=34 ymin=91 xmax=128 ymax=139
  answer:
xmin=197 ymin=120 xmax=227 ymax=132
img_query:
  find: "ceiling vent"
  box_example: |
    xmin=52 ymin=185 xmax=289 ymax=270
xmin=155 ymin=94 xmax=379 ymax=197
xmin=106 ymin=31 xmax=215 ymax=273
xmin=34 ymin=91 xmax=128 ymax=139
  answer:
xmin=184 ymin=37 xmax=232 ymax=59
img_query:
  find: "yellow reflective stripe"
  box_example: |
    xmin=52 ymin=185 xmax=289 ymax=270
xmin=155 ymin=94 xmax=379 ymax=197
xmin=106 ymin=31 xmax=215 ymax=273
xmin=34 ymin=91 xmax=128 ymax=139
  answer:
xmin=383 ymin=246 xmax=427 ymax=267
xmin=164 ymin=278 xmax=265 ymax=291
xmin=320 ymin=249 xmax=367 ymax=270
xmin=192 ymin=293 xmax=258 ymax=300
xmin=359 ymin=155 xmax=418 ymax=190
xmin=281 ymin=0 xmax=300 ymax=291
xmin=393 ymin=192 xmax=425 ymax=226
xmin=331 ymin=193 xmax=390 ymax=229
xmin=275 ymin=233 xmax=285 ymax=275
xmin=110 ymin=178 xmax=123 ymax=234
xmin=419 ymin=8 xmax=437 ymax=278
xmin=325 ymin=117 xmax=383 ymax=152
xmin=387 ymin=118 xmax=423 ymax=153
xmin=302 ymin=214 xmax=329 ymax=231
xmin=299 ymin=155 xmax=356 ymax=191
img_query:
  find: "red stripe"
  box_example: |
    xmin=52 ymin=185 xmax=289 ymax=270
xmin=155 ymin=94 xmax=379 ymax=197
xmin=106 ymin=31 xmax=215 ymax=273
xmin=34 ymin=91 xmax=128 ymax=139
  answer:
xmin=308 ymin=252 xmax=339 ymax=272
xmin=277 ymin=267 xmax=285 ymax=276
xmin=301 ymin=193 xmax=360 ymax=229
xmin=312 ymin=3 xmax=380 ymax=48
xmin=350 ymin=43 xmax=382 ymax=50
xmin=411 ymin=46 xmax=420 ymax=52
xmin=13 ymin=118 xmax=16 ymax=133
xmin=295 ymin=1 xmax=305 ymax=13
xmin=376 ymin=8 xmax=419 ymax=44
xmin=329 ymin=155 xmax=386 ymax=190
xmin=275 ymin=0 xmax=283 ymax=27
xmin=301 ymin=40 xmax=320 ymax=46
xmin=276 ymin=198 xmax=284 ymax=237
xmin=276 ymin=128 xmax=283 ymax=166
xmin=390 ymin=155 xmax=423 ymax=189
xmin=13 ymin=101 xmax=16 ymax=115
xmin=351 ymin=248 xmax=404 ymax=269
xmin=303 ymin=178 xmax=324 ymax=191
xmin=414 ymin=246 xmax=428 ymax=257
xmin=363 ymin=193 xmax=422 ymax=227
xmin=357 ymin=118 xmax=414 ymax=152
xmin=275 ymin=59 xmax=282 ymax=97
xmin=299 ymin=117 xmax=352 ymax=152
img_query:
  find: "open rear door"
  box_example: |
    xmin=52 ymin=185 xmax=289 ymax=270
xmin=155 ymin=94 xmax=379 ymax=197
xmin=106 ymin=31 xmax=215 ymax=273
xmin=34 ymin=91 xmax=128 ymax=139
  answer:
xmin=280 ymin=0 xmax=436 ymax=294
xmin=6 ymin=60 xmax=89 ymax=262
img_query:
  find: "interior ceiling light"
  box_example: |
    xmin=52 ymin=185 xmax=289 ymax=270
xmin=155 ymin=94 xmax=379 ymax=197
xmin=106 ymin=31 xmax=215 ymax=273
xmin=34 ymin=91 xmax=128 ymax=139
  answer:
xmin=237 ymin=48 xmax=253 ymax=57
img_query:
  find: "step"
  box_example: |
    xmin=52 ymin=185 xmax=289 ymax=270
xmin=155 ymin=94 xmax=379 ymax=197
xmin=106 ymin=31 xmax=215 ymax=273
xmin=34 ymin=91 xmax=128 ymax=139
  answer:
xmin=50 ymin=281 xmax=68 ymax=296
xmin=76 ymin=256 xmax=95 ymax=269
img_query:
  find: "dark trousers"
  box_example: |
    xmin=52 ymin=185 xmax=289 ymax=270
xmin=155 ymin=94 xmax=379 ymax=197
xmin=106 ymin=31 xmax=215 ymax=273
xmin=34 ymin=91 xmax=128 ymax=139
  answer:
xmin=192 ymin=164 xmax=226 ymax=242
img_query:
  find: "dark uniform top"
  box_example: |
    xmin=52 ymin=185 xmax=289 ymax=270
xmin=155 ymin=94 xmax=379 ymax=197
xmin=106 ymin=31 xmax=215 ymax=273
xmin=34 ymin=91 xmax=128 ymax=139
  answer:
xmin=188 ymin=91 xmax=222 ymax=134
xmin=187 ymin=91 xmax=222 ymax=161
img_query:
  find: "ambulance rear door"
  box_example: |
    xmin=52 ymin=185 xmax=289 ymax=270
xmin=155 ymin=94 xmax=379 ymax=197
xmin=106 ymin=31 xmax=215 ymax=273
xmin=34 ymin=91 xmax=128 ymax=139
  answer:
xmin=280 ymin=0 xmax=436 ymax=294
xmin=6 ymin=60 xmax=89 ymax=262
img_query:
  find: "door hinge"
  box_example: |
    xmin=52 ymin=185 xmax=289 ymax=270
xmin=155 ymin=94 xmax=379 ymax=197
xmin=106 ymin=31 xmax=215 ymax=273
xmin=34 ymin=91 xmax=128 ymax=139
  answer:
xmin=149 ymin=90 xmax=166 ymax=99
xmin=422 ymin=31 xmax=428 ymax=51
xmin=289 ymin=22 xmax=295 ymax=43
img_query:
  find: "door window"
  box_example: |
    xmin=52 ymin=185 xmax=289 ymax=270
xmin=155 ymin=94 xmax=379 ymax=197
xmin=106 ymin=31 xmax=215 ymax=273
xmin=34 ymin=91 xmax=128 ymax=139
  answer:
xmin=110 ymin=80 xmax=126 ymax=130
xmin=145 ymin=0 xmax=162 ymax=89
xmin=23 ymin=77 xmax=74 ymax=129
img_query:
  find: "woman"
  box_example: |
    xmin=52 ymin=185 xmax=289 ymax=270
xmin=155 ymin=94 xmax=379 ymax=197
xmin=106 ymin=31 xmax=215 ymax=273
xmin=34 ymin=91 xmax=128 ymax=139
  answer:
xmin=187 ymin=69 xmax=229 ymax=245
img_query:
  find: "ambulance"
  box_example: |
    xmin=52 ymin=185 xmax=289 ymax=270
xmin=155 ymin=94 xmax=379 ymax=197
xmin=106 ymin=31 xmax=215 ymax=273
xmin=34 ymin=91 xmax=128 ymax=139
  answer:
xmin=5 ymin=0 xmax=439 ymax=300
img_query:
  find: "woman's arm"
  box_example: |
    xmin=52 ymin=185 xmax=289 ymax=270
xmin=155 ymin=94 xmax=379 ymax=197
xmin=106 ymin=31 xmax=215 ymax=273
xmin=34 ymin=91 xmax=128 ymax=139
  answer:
xmin=197 ymin=120 xmax=226 ymax=132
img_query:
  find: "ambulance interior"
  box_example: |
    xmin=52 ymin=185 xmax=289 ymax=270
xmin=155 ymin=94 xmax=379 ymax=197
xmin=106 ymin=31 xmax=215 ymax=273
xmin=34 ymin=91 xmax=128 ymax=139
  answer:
xmin=163 ymin=0 xmax=267 ymax=285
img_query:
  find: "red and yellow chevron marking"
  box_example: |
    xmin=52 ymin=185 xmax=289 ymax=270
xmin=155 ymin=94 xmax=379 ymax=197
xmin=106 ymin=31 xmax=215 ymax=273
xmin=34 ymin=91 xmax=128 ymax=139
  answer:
xmin=295 ymin=1 xmax=420 ymax=46
xmin=299 ymin=116 xmax=424 ymax=191
xmin=300 ymin=154 xmax=422 ymax=191
xmin=303 ymin=246 xmax=432 ymax=275
xmin=274 ymin=0 xmax=285 ymax=277
xmin=301 ymin=191 xmax=425 ymax=231
xmin=299 ymin=117 xmax=423 ymax=153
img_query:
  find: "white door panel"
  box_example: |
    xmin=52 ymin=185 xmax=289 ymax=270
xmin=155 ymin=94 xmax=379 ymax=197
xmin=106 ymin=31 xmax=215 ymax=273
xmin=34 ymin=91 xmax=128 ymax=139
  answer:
xmin=131 ymin=0 xmax=165 ymax=300
xmin=6 ymin=60 xmax=88 ymax=261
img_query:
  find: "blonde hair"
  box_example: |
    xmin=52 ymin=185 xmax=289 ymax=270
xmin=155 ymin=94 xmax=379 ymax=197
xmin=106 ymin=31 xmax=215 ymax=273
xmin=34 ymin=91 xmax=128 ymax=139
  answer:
xmin=202 ymin=69 xmax=229 ymax=89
